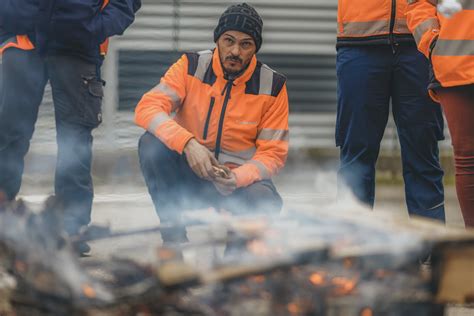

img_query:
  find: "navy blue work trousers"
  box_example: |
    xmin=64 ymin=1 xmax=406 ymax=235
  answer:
xmin=336 ymin=44 xmax=445 ymax=221
xmin=138 ymin=132 xmax=283 ymax=241
xmin=0 ymin=48 xmax=103 ymax=235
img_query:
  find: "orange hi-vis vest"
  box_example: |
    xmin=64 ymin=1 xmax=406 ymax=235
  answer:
xmin=135 ymin=49 xmax=290 ymax=188
xmin=337 ymin=0 xmax=412 ymax=43
xmin=406 ymin=0 xmax=474 ymax=92
xmin=0 ymin=0 xmax=110 ymax=56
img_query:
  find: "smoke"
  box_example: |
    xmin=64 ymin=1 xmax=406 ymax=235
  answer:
xmin=0 ymin=199 xmax=114 ymax=307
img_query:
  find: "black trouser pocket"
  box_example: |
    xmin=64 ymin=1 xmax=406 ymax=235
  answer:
xmin=81 ymin=76 xmax=104 ymax=128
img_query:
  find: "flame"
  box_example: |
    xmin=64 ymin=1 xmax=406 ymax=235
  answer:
xmin=309 ymin=272 xmax=325 ymax=286
xmin=360 ymin=307 xmax=373 ymax=316
xmin=250 ymin=275 xmax=265 ymax=283
xmin=247 ymin=240 xmax=273 ymax=256
xmin=331 ymin=276 xmax=358 ymax=295
xmin=82 ymin=284 xmax=96 ymax=298
xmin=287 ymin=302 xmax=302 ymax=315
xmin=157 ymin=248 xmax=179 ymax=261
xmin=343 ymin=258 xmax=354 ymax=269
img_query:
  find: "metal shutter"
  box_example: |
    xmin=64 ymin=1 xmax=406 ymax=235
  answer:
xmin=116 ymin=0 xmax=338 ymax=112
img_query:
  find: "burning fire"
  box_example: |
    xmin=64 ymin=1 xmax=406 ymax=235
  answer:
xmin=247 ymin=240 xmax=274 ymax=257
xmin=309 ymin=272 xmax=325 ymax=286
xmin=82 ymin=284 xmax=96 ymax=298
xmin=287 ymin=302 xmax=302 ymax=315
xmin=331 ymin=276 xmax=358 ymax=295
xmin=249 ymin=275 xmax=265 ymax=283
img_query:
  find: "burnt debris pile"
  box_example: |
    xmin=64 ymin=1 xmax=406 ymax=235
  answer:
xmin=1 ymin=196 xmax=473 ymax=315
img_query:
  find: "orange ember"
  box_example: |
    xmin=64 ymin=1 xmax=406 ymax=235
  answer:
xmin=309 ymin=272 xmax=325 ymax=286
xmin=331 ymin=276 xmax=358 ymax=294
xmin=250 ymin=275 xmax=265 ymax=283
xmin=360 ymin=307 xmax=373 ymax=316
xmin=287 ymin=302 xmax=302 ymax=315
xmin=82 ymin=284 xmax=97 ymax=298
xmin=247 ymin=240 xmax=273 ymax=256
xmin=343 ymin=258 xmax=354 ymax=268
xmin=157 ymin=248 xmax=178 ymax=260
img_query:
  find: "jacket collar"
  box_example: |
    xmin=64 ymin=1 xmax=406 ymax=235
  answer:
xmin=212 ymin=47 xmax=257 ymax=86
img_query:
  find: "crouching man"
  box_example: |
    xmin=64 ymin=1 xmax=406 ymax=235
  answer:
xmin=134 ymin=3 xmax=289 ymax=243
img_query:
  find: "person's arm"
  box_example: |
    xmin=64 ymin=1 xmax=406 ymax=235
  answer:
xmin=1 ymin=0 xmax=38 ymax=34
xmin=135 ymin=53 xmax=219 ymax=179
xmin=135 ymin=54 xmax=195 ymax=154
xmin=95 ymin=0 xmax=141 ymax=43
xmin=406 ymin=0 xmax=440 ymax=58
xmin=232 ymin=84 xmax=290 ymax=188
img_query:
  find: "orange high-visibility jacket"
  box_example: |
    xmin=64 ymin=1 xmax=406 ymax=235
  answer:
xmin=337 ymin=0 xmax=414 ymax=46
xmin=0 ymin=0 xmax=110 ymax=55
xmin=135 ymin=49 xmax=290 ymax=188
xmin=406 ymin=0 xmax=474 ymax=91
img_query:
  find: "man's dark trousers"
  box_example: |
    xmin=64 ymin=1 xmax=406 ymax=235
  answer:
xmin=138 ymin=132 xmax=283 ymax=242
xmin=336 ymin=44 xmax=445 ymax=221
xmin=0 ymin=48 xmax=103 ymax=235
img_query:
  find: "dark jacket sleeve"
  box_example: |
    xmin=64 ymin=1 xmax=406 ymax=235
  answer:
xmin=95 ymin=0 xmax=141 ymax=43
xmin=0 ymin=0 xmax=38 ymax=34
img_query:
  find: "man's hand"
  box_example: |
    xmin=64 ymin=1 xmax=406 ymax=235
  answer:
xmin=213 ymin=171 xmax=237 ymax=196
xmin=183 ymin=138 xmax=218 ymax=180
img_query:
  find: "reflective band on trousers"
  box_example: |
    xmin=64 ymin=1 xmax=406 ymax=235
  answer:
xmin=147 ymin=112 xmax=172 ymax=134
xmin=433 ymin=39 xmax=474 ymax=56
xmin=257 ymin=129 xmax=289 ymax=142
xmin=339 ymin=20 xmax=389 ymax=36
xmin=151 ymin=82 xmax=182 ymax=111
xmin=413 ymin=18 xmax=440 ymax=45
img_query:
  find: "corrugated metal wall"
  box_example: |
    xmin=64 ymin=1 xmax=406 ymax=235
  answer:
xmin=115 ymin=0 xmax=338 ymax=112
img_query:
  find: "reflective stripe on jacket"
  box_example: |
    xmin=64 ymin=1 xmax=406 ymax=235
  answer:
xmin=337 ymin=0 xmax=414 ymax=46
xmin=135 ymin=49 xmax=290 ymax=188
xmin=406 ymin=0 xmax=474 ymax=92
xmin=0 ymin=35 xmax=34 ymax=54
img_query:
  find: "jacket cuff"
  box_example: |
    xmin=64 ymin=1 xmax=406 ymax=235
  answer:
xmin=232 ymin=164 xmax=261 ymax=188
xmin=172 ymin=133 xmax=194 ymax=155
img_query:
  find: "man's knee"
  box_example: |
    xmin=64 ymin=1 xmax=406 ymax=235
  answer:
xmin=240 ymin=181 xmax=283 ymax=214
xmin=138 ymin=132 xmax=173 ymax=165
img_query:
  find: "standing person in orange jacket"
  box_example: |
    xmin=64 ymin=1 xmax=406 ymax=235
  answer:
xmin=135 ymin=3 xmax=289 ymax=243
xmin=336 ymin=0 xmax=446 ymax=221
xmin=406 ymin=0 xmax=474 ymax=227
xmin=0 ymin=0 xmax=140 ymax=255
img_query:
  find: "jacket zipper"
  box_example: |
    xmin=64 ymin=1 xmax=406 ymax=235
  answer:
xmin=214 ymin=80 xmax=233 ymax=159
xmin=389 ymin=0 xmax=397 ymax=53
xmin=202 ymin=97 xmax=215 ymax=140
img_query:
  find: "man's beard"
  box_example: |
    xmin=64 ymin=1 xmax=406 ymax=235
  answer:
xmin=223 ymin=56 xmax=246 ymax=79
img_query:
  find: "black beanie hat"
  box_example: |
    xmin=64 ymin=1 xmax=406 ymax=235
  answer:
xmin=214 ymin=3 xmax=263 ymax=52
